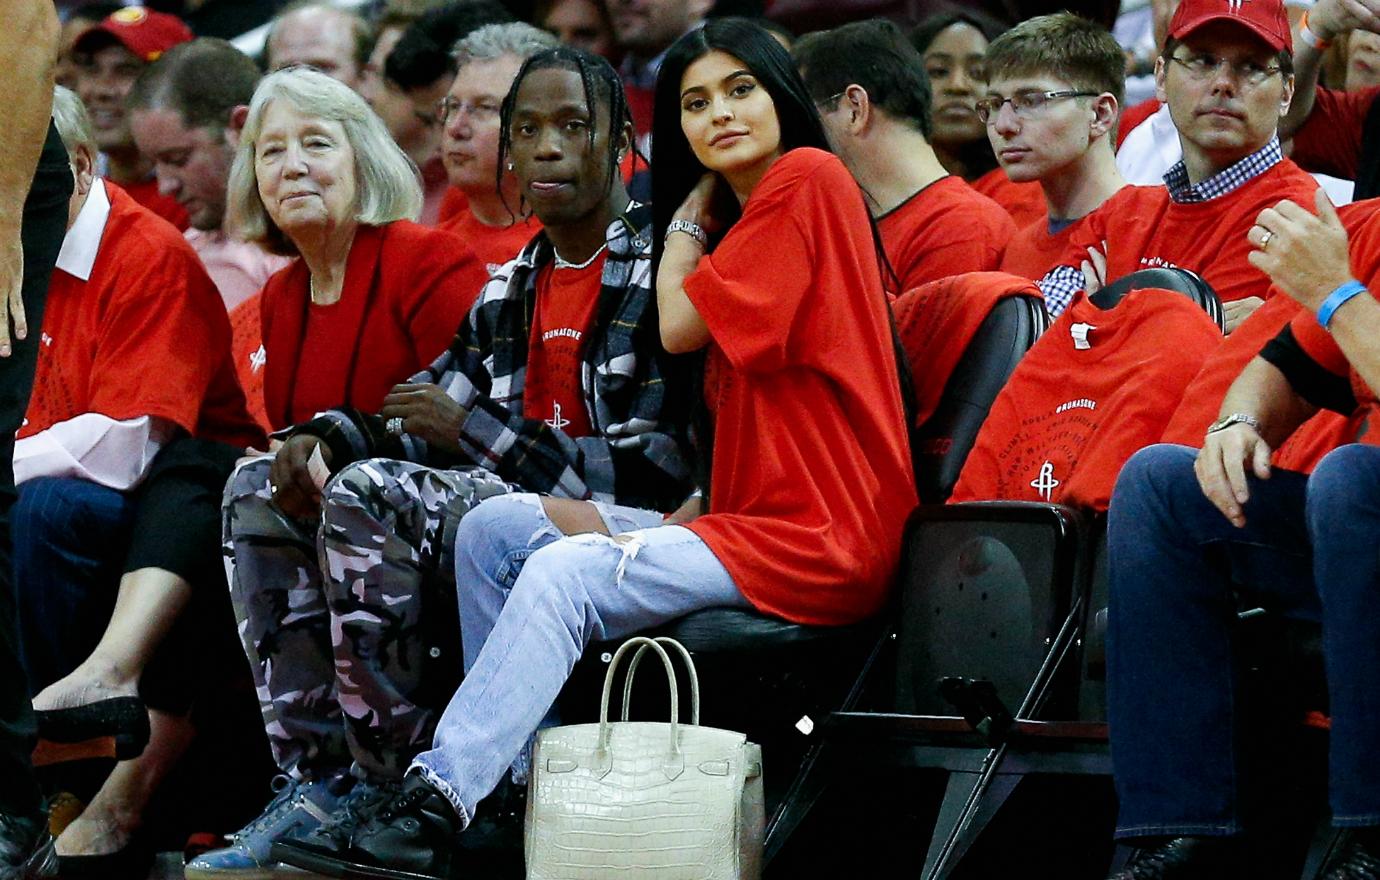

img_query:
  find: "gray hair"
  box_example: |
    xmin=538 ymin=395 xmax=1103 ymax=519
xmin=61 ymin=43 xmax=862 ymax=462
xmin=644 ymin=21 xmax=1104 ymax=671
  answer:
xmin=451 ymin=22 xmax=558 ymax=70
xmin=51 ymin=86 xmax=97 ymax=161
xmin=226 ymin=67 xmax=423 ymax=256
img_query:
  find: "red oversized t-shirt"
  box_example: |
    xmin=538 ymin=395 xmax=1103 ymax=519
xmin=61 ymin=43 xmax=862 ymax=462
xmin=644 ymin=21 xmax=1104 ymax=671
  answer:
xmin=22 ymin=183 xmax=262 ymax=450
xmin=1051 ymin=160 xmax=1319 ymax=305
xmin=972 ymin=167 xmax=1046 ymax=229
xmin=682 ymin=148 xmax=918 ymax=626
xmin=439 ymin=208 xmax=543 ymax=276
xmin=522 ymin=256 xmax=605 ymax=438
xmin=878 ymin=176 xmax=1014 ymax=291
xmin=261 ymin=222 xmax=488 ymax=429
xmin=950 ymin=288 xmax=1222 ymax=511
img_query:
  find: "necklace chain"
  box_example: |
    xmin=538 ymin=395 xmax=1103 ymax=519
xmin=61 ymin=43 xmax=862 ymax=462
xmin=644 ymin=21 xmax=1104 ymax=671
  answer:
xmin=552 ymin=243 xmax=607 ymax=271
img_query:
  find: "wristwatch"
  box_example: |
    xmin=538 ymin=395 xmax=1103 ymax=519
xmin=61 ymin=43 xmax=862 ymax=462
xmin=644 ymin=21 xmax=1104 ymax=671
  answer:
xmin=1205 ymin=412 xmax=1261 ymax=436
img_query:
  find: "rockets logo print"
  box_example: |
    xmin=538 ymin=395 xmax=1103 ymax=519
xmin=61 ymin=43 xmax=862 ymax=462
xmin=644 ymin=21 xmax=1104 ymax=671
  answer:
xmin=1030 ymin=461 xmax=1060 ymax=502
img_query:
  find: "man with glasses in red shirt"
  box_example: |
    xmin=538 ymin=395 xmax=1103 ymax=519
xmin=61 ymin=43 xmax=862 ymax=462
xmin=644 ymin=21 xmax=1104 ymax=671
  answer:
xmin=1036 ymin=0 xmax=1317 ymax=333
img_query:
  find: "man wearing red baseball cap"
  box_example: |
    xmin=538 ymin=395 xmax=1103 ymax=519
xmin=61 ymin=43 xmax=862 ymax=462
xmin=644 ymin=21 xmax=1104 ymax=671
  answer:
xmin=70 ymin=7 xmax=193 ymax=231
xmin=1034 ymin=0 xmax=1318 ymax=334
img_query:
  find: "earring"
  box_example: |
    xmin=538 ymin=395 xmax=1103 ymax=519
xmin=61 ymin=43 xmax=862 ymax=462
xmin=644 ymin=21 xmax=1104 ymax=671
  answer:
xmin=507 ymin=161 xmax=514 ymax=171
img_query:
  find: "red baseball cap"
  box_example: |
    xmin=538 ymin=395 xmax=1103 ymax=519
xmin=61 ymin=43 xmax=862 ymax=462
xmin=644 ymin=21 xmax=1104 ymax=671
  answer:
xmin=73 ymin=7 xmax=194 ymax=64
xmin=1167 ymin=0 xmax=1292 ymax=52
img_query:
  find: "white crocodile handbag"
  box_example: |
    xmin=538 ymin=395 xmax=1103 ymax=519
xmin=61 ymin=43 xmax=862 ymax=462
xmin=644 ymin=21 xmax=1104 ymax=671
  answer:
xmin=525 ymin=636 xmax=765 ymax=880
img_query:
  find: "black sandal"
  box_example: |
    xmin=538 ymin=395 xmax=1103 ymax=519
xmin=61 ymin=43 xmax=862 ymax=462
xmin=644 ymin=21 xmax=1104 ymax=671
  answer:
xmin=32 ymin=697 xmax=149 ymax=766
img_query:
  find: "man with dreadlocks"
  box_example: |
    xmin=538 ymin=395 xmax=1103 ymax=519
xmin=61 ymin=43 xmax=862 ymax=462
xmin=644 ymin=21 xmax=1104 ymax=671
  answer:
xmin=207 ymin=46 xmax=688 ymax=880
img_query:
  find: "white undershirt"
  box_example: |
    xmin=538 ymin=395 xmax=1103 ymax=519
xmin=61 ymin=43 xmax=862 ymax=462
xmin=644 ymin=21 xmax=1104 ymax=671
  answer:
xmin=15 ymin=414 xmax=174 ymax=490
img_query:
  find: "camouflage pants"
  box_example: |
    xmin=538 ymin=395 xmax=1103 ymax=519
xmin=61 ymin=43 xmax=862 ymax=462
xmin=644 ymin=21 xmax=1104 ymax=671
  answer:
xmin=222 ymin=456 xmax=513 ymax=779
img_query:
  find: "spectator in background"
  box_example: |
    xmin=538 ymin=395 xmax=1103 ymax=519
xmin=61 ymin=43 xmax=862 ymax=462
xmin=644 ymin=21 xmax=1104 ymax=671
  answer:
xmin=1035 ymin=0 xmax=1318 ymax=328
xmin=71 ymin=7 xmax=194 ymax=230
xmin=1278 ymin=0 xmax=1380 ymax=200
xmin=912 ymin=10 xmax=1046 ymax=227
xmin=607 ymin=0 xmax=714 ymax=147
xmin=126 ymin=38 xmax=294 ymax=432
xmin=362 ymin=0 xmax=455 ymax=225
xmin=983 ymin=13 xmax=1128 ymax=280
xmin=536 ymin=0 xmax=616 ymax=57
xmin=16 ymin=85 xmax=262 ymax=879
xmin=264 ymin=0 xmax=373 ymax=91
xmin=127 ymin=39 xmax=291 ymax=313
xmin=384 ymin=1 xmax=517 ymax=223
xmin=55 ymin=2 xmax=122 ymax=90
xmin=1345 ymin=29 xmax=1380 ymax=89
xmin=796 ymin=19 xmax=1015 ymax=289
xmin=437 ymin=23 xmax=555 ymax=272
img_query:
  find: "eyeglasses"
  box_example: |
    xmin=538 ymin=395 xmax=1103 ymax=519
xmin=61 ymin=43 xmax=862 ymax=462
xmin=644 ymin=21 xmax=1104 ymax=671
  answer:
xmin=435 ymin=96 xmax=502 ymax=124
xmin=1169 ymin=53 xmax=1283 ymax=86
xmin=974 ymin=90 xmax=1098 ymax=124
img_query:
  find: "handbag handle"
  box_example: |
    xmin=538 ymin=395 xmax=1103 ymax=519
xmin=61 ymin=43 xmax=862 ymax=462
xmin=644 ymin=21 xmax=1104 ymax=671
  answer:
xmin=620 ymin=637 xmax=701 ymax=725
xmin=597 ymin=637 xmax=681 ymax=767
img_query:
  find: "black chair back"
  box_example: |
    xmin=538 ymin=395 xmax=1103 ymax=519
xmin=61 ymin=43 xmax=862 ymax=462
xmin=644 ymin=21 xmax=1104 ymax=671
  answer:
xmin=914 ymin=294 xmax=1049 ymax=504
xmin=1090 ymin=266 xmax=1226 ymax=331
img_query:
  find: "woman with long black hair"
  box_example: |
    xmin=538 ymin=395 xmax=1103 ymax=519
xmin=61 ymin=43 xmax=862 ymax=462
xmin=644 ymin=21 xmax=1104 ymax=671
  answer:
xmin=277 ymin=22 xmax=918 ymax=880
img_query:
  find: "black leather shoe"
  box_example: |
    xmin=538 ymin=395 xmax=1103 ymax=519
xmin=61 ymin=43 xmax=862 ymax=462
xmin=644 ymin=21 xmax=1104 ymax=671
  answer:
xmin=273 ymin=774 xmax=462 ymax=880
xmin=0 ymin=813 xmax=56 ymax=880
xmin=33 ymin=697 xmax=148 ymax=765
xmin=1109 ymin=836 xmax=1248 ymax=879
xmin=1323 ymin=834 xmax=1380 ymax=880
xmin=455 ymin=777 xmax=524 ymax=876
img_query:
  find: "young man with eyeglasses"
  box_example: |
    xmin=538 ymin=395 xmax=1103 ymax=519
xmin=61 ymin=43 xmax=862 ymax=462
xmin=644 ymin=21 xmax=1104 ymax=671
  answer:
xmin=436 ymin=23 xmax=555 ymax=273
xmin=980 ymin=13 xmax=1128 ymax=280
xmin=1035 ymin=0 xmax=1317 ymax=333
xmin=794 ymin=19 xmax=1015 ymax=290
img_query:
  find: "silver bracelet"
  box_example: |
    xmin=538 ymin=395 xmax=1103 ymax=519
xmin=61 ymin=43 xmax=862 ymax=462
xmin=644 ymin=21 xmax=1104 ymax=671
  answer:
xmin=666 ymin=219 xmax=707 ymax=247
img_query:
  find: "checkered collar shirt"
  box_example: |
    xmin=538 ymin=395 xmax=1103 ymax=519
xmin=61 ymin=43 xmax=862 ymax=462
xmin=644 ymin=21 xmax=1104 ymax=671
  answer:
xmin=1162 ymin=135 xmax=1283 ymax=204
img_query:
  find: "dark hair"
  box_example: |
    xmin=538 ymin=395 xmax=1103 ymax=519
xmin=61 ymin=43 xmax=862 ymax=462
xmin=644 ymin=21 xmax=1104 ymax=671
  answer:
xmin=985 ymin=13 xmax=1126 ymax=107
xmin=795 ymin=18 xmax=933 ymax=138
xmin=1161 ymin=36 xmax=1294 ymax=77
xmin=383 ymin=0 xmax=513 ymax=91
xmin=910 ymin=9 xmax=1007 ymax=55
xmin=650 ymin=18 xmax=829 ymax=262
xmin=496 ymin=45 xmax=634 ymax=216
xmin=127 ymin=38 xmax=261 ymax=133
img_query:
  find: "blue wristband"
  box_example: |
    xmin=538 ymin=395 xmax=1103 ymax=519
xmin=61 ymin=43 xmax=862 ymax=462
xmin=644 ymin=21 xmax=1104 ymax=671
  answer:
xmin=1317 ymin=279 xmax=1368 ymax=330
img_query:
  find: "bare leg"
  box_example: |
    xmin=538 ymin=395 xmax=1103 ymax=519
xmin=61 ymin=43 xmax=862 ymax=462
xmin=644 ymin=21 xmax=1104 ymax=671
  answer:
xmin=32 ymin=568 xmax=190 ymax=712
xmin=538 ymin=498 xmax=609 ymax=536
xmin=54 ymin=708 xmax=193 ymax=856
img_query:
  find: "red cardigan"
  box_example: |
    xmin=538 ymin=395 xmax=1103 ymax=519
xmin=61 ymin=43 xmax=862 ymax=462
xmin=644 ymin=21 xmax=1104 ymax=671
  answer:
xmin=260 ymin=221 xmax=488 ymax=430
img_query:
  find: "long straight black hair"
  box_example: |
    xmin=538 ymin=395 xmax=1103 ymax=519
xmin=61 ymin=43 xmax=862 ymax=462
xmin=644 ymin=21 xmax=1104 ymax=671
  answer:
xmin=649 ymin=18 xmax=920 ymax=497
xmin=650 ymin=18 xmax=831 ymax=271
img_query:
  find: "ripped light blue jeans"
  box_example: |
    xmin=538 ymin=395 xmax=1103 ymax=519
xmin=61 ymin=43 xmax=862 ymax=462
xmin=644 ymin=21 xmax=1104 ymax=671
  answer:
xmin=409 ymin=492 xmax=750 ymax=825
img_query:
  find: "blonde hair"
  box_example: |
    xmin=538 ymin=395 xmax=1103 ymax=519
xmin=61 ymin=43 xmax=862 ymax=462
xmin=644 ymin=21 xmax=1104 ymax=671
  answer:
xmin=226 ymin=67 xmax=423 ymax=255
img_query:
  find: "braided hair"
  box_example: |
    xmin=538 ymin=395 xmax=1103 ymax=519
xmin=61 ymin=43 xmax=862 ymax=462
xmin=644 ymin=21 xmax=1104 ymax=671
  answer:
xmin=495 ymin=46 xmax=639 ymax=218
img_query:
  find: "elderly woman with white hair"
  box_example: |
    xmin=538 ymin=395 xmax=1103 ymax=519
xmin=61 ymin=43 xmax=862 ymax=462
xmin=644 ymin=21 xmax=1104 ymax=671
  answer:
xmin=187 ymin=68 xmax=490 ymax=880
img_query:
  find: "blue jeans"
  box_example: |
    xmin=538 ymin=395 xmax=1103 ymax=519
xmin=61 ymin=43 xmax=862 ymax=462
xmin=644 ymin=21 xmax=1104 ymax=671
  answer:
xmin=1107 ymin=443 xmax=1380 ymax=838
xmin=13 ymin=477 xmax=133 ymax=692
xmin=410 ymin=493 xmax=750 ymax=824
